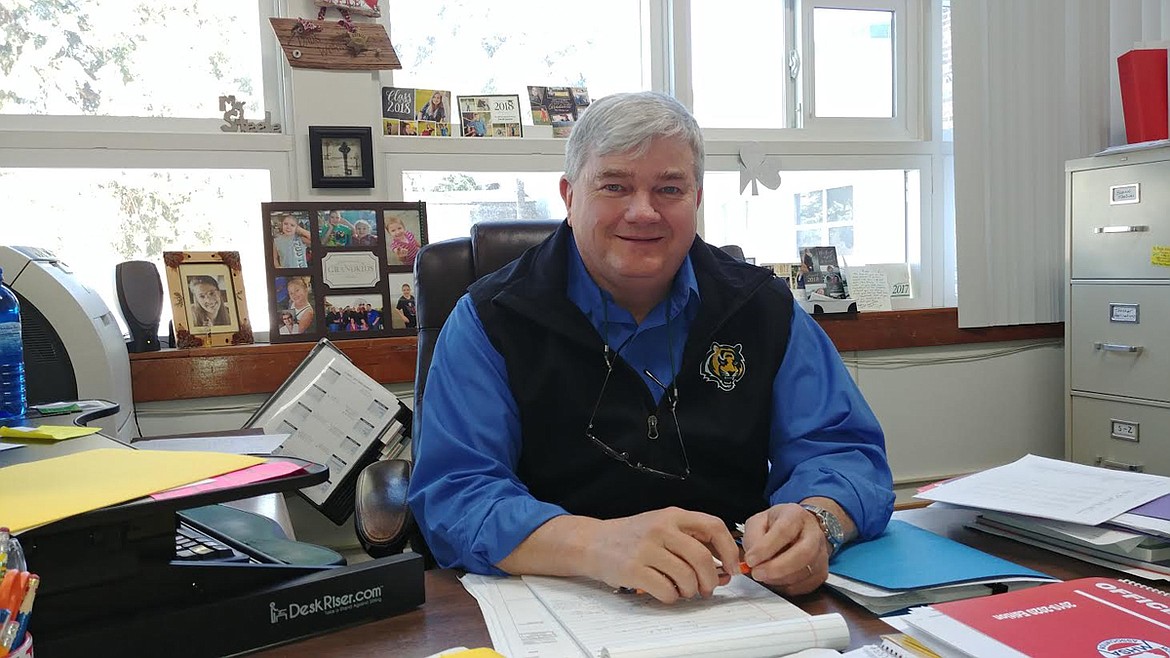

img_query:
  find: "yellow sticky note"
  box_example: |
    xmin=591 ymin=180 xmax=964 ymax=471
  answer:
xmin=0 ymin=448 xmax=264 ymax=533
xmin=1153 ymin=245 xmax=1170 ymax=268
xmin=0 ymin=425 xmax=99 ymax=441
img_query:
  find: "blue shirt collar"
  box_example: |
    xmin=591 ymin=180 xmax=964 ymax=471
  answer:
xmin=566 ymin=234 xmax=701 ymax=332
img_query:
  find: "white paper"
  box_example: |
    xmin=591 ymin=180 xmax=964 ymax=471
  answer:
xmin=459 ymin=573 xmax=586 ymax=658
xmin=844 ymin=269 xmax=892 ymax=312
xmin=131 ymin=433 xmax=288 ymax=455
xmin=524 ymin=574 xmax=849 ymax=658
xmin=980 ymin=510 xmax=1146 ymax=549
xmin=904 ymin=607 xmax=1029 ymax=658
xmin=970 ymin=522 xmax=1170 ymax=581
xmin=915 ymin=454 xmax=1170 ymax=525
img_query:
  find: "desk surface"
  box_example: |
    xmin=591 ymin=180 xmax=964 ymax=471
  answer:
xmin=260 ymin=506 xmax=1122 ymax=657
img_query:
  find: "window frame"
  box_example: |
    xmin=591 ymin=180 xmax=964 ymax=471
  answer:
xmin=795 ymin=0 xmax=922 ymax=140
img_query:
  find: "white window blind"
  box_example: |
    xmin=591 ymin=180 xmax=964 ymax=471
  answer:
xmin=952 ymin=0 xmax=1109 ymax=327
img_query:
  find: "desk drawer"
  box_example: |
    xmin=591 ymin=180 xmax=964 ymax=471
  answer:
xmin=1069 ymin=395 xmax=1170 ymax=475
xmin=1069 ymin=283 xmax=1170 ymax=402
xmin=1070 ymin=160 xmax=1170 ymax=280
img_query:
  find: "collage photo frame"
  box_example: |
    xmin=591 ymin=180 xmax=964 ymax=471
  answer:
xmin=260 ymin=201 xmax=428 ymax=342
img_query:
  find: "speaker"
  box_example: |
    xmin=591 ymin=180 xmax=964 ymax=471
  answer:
xmin=115 ymin=260 xmax=163 ymax=353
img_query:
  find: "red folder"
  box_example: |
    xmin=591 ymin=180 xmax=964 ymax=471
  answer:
xmin=1118 ymin=48 xmax=1168 ymax=143
xmin=934 ymin=577 xmax=1170 ymax=657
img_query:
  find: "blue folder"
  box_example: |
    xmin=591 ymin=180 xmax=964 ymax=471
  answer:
xmin=829 ymin=520 xmax=1055 ymax=590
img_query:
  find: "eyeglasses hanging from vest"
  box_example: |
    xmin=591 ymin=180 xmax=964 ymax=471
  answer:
xmin=584 ymin=342 xmax=692 ymax=481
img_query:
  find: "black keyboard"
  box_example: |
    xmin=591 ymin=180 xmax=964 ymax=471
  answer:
xmin=175 ymin=522 xmax=244 ymax=561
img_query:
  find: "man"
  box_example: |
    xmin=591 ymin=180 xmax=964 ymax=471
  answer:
xmin=408 ymin=92 xmax=893 ymax=603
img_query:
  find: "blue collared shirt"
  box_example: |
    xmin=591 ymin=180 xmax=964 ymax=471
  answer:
xmin=409 ymin=240 xmax=894 ymax=575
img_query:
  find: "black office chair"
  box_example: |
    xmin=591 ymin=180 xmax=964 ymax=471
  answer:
xmin=354 ymin=220 xmax=563 ymax=560
xmin=352 ymin=221 xmax=748 ymax=561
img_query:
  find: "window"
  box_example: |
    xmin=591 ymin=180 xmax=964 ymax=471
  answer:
xmin=1 ymin=1 xmax=268 ymax=118
xmin=702 ymin=167 xmax=919 ymax=271
xmin=811 ymin=8 xmax=894 ymax=118
xmin=388 ymin=1 xmax=648 ymax=122
xmin=690 ymin=0 xmax=788 ymax=129
xmin=0 ymin=168 xmax=274 ymax=332
xmin=403 ymin=171 xmax=565 ymax=243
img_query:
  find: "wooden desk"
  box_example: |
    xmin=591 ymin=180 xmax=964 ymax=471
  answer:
xmin=263 ymin=507 xmax=1123 ymax=656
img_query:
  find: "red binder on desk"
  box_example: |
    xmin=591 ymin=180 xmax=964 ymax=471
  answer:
xmin=1118 ymin=48 xmax=1168 ymax=144
xmin=932 ymin=577 xmax=1170 ymax=657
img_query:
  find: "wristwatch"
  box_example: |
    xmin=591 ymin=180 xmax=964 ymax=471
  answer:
xmin=800 ymin=503 xmax=845 ymax=557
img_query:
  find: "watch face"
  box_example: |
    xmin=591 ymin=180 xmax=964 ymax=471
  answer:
xmin=321 ymin=137 xmax=364 ymax=178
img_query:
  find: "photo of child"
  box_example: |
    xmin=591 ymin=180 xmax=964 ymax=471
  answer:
xmin=275 ymin=275 xmax=316 ymax=334
xmin=185 ymin=273 xmax=232 ymax=331
xmin=387 ymin=272 xmax=416 ymax=332
xmin=385 ymin=210 xmax=423 ymax=268
xmin=271 ymin=211 xmax=312 ymax=269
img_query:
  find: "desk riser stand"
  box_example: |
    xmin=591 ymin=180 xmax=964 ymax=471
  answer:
xmin=31 ymin=552 xmax=425 ymax=658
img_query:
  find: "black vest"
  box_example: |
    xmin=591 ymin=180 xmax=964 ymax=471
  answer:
xmin=469 ymin=223 xmax=795 ymax=525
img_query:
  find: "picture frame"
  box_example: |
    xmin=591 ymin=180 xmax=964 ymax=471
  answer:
xmin=308 ymin=126 xmax=375 ymax=188
xmin=456 ymin=94 xmax=524 ymax=138
xmin=162 ymin=250 xmax=254 ymax=348
xmin=260 ymin=201 xmax=428 ymax=343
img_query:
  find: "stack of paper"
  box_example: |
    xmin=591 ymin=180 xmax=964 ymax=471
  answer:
xmin=886 ymin=577 xmax=1170 ymax=657
xmin=826 ymin=520 xmax=1057 ymax=614
xmin=460 ymin=573 xmax=850 ymax=658
xmin=915 ymin=454 xmax=1170 ymax=580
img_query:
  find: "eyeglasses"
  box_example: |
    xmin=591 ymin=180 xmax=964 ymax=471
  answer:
xmin=584 ymin=345 xmax=691 ymax=481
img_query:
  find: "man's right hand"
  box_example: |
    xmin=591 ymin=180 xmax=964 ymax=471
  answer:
xmin=580 ymin=507 xmax=740 ymax=603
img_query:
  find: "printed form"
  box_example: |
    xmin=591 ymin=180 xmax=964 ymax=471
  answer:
xmin=915 ymin=454 xmax=1170 ymax=525
xmin=461 ymin=573 xmax=849 ymax=658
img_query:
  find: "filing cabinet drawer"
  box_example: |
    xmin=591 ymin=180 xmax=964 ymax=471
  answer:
xmin=1069 ymin=395 xmax=1170 ymax=475
xmin=1070 ymin=159 xmax=1170 ymax=280
xmin=1069 ymin=283 xmax=1170 ymax=402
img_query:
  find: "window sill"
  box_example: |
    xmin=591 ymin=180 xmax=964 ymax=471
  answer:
xmin=128 ymin=309 xmax=1063 ymax=403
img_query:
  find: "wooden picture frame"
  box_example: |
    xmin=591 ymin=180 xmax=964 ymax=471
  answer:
xmin=162 ymin=250 xmax=254 ymax=348
xmin=308 ymin=126 xmax=375 ymax=188
xmin=261 ymin=201 xmax=428 ymax=343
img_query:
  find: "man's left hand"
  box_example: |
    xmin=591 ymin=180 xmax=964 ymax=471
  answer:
xmin=740 ymin=503 xmax=830 ymax=596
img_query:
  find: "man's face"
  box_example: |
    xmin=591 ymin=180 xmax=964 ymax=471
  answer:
xmin=560 ymin=136 xmax=701 ymax=298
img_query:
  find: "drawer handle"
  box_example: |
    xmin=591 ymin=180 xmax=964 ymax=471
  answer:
xmin=1096 ymin=457 xmax=1144 ymax=472
xmin=1094 ymin=225 xmax=1149 ymax=234
xmin=1094 ymin=342 xmax=1143 ymax=353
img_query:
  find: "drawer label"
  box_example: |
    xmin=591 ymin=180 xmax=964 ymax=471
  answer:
xmin=1153 ymin=245 xmax=1170 ymax=268
xmin=1109 ymin=303 xmax=1140 ymax=323
xmin=1111 ymin=419 xmax=1140 ymax=442
xmin=1110 ymin=183 xmax=1140 ymax=205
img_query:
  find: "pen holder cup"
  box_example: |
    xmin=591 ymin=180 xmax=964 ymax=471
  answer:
xmin=10 ymin=633 xmax=32 ymax=658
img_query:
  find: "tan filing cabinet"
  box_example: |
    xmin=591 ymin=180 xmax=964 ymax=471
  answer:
xmin=1066 ymin=147 xmax=1170 ymax=474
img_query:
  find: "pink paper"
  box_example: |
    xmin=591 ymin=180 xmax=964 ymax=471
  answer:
xmin=150 ymin=461 xmax=305 ymax=501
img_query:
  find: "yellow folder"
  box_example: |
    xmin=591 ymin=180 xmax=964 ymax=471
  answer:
xmin=0 ymin=448 xmax=265 ymax=533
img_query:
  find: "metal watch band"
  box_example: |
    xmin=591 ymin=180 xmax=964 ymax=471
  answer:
xmin=800 ymin=503 xmax=845 ymax=556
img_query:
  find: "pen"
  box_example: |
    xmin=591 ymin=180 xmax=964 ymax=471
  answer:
xmin=9 ymin=574 xmax=37 ymax=650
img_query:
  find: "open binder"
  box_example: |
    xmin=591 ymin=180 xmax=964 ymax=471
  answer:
xmin=245 ymin=338 xmax=411 ymax=524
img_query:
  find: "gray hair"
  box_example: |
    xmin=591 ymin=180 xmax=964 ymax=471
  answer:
xmin=564 ymin=91 xmax=704 ymax=185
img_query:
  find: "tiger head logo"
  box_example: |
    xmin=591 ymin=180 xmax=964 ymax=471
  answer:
xmin=700 ymin=343 xmax=746 ymax=392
